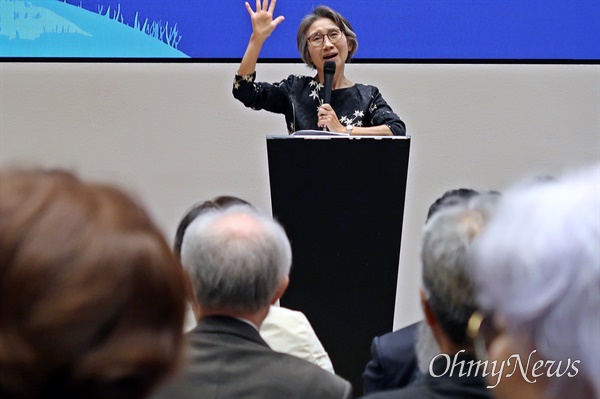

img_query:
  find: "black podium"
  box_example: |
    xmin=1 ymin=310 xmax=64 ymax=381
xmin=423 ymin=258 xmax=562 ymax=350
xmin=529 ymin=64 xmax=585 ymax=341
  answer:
xmin=266 ymin=135 xmax=411 ymax=396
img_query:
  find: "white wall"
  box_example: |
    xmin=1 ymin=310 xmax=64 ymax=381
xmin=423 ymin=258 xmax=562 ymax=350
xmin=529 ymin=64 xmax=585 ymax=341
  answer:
xmin=1 ymin=62 xmax=598 ymax=329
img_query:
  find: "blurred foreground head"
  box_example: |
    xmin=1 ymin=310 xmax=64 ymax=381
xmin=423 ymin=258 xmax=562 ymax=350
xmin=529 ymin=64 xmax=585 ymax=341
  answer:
xmin=0 ymin=168 xmax=187 ymax=399
xmin=473 ymin=164 xmax=600 ymax=399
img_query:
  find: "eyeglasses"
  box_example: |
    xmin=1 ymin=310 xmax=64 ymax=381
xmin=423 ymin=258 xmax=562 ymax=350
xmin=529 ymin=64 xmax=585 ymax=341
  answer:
xmin=307 ymin=28 xmax=343 ymax=47
xmin=467 ymin=310 xmax=501 ymax=361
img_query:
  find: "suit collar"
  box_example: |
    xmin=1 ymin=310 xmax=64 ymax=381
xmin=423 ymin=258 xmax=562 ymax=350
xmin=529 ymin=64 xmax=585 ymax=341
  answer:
xmin=193 ymin=315 xmax=270 ymax=348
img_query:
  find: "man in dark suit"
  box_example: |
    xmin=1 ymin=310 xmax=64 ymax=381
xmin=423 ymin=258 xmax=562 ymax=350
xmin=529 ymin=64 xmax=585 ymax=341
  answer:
xmin=362 ymin=189 xmax=480 ymax=394
xmin=362 ymin=321 xmax=422 ymax=393
xmin=152 ymin=204 xmax=352 ymax=399
xmin=360 ymin=193 xmax=498 ymax=399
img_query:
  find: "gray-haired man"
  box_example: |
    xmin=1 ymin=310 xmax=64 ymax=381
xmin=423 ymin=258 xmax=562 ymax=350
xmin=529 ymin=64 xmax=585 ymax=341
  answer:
xmin=152 ymin=204 xmax=352 ymax=399
xmin=361 ymin=193 xmax=498 ymax=399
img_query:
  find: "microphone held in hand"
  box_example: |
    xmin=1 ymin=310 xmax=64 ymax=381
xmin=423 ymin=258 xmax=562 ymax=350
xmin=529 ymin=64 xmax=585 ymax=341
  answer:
xmin=322 ymin=60 xmax=336 ymax=130
xmin=322 ymin=61 xmax=336 ymax=104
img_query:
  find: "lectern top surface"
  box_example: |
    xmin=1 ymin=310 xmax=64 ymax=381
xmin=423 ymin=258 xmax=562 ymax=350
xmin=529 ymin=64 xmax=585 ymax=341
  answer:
xmin=266 ymin=134 xmax=411 ymax=140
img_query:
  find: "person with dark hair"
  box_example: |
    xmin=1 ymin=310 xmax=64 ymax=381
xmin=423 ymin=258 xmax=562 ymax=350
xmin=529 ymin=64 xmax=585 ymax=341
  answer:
xmin=233 ymin=1 xmax=406 ymax=136
xmin=174 ymin=195 xmax=334 ymax=372
xmin=173 ymin=196 xmax=251 ymax=258
xmin=152 ymin=204 xmax=351 ymax=399
xmin=425 ymin=188 xmax=480 ymax=221
xmin=362 ymin=321 xmax=422 ymax=394
xmin=361 ymin=193 xmax=499 ymax=399
xmin=0 ymin=168 xmax=187 ymax=399
xmin=362 ymin=188 xmax=481 ymax=394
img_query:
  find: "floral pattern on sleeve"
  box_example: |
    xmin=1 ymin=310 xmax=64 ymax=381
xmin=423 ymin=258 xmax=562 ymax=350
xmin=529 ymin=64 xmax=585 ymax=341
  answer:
xmin=232 ymin=73 xmax=406 ymax=135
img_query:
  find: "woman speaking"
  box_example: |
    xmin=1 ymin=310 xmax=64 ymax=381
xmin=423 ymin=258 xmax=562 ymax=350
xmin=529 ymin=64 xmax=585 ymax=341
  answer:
xmin=233 ymin=1 xmax=406 ymax=136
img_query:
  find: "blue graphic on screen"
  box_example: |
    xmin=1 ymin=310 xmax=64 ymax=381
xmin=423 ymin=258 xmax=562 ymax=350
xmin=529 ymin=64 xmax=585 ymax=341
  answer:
xmin=0 ymin=0 xmax=186 ymax=57
xmin=1 ymin=0 xmax=598 ymax=60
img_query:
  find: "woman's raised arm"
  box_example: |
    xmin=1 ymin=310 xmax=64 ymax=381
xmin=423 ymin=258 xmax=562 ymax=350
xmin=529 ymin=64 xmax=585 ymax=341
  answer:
xmin=238 ymin=0 xmax=285 ymax=76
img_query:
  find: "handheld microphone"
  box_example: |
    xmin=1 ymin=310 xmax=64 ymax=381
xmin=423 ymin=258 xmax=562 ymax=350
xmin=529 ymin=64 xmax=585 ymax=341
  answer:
xmin=322 ymin=60 xmax=336 ymax=131
xmin=322 ymin=60 xmax=336 ymax=104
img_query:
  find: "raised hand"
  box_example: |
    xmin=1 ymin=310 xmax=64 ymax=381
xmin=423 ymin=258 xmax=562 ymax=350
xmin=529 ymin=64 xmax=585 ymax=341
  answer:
xmin=245 ymin=0 xmax=285 ymax=41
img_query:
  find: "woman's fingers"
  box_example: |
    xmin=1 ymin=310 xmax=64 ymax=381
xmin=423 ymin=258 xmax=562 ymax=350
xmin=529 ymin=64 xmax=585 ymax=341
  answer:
xmin=249 ymin=0 xmax=284 ymax=24
xmin=245 ymin=2 xmax=254 ymax=16
xmin=317 ymin=105 xmax=342 ymax=130
xmin=319 ymin=103 xmax=333 ymax=112
xmin=317 ymin=113 xmax=331 ymax=127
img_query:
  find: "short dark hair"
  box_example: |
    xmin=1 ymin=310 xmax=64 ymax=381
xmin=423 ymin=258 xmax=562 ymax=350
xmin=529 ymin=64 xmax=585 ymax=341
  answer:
xmin=426 ymin=188 xmax=480 ymax=221
xmin=173 ymin=196 xmax=251 ymax=258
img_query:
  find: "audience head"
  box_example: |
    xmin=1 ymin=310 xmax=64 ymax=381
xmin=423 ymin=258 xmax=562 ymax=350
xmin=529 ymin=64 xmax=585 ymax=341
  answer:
xmin=425 ymin=188 xmax=480 ymax=222
xmin=420 ymin=192 xmax=499 ymax=348
xmin=472 ymin=164 xmax=600 ymax=399
xmin=0 ymin=168 xmax=187 ymax=399
xmin=181 ymin=204 xmax=292 ymax=317
xmin=417 ymin=188 xmax=479 ymax=369
xmin=173 ymin=196 xmax=251 ymax=258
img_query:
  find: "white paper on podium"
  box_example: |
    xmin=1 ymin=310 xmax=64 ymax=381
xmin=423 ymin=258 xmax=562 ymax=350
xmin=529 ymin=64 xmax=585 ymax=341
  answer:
xmin=291 ymin=129 xmax=350 ymax=137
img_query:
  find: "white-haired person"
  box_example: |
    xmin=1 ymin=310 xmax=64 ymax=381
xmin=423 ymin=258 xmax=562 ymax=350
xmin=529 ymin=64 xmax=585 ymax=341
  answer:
xmin=468 ymin=164 xmax=600 ymax=399
xmin=362 ymin=188 xmax=483 ymax=394
xmin=361 ymin=192 xmax=499 ymax=399
xmin=152 ymin=204 xmax=352 ymax=399
xmin=173 ymin=195 xmax=334 ymax=373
